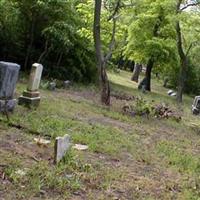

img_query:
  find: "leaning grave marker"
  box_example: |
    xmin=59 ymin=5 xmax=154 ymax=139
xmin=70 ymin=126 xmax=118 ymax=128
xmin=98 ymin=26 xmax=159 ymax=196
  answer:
xmin=54 ymin=134 xmax=71 ymax=164
xmin=0 ymin=61 xmax=20 ymax=112
xmin=19 ymin=63 xmax=43 ymax=107
xmin=192 ymin=96 xmax=200 ymax=115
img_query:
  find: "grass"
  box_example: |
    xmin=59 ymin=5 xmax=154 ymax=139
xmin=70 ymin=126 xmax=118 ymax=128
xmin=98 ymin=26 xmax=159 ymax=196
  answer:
xmin=1 ymin=70 xmax=200 ymax=199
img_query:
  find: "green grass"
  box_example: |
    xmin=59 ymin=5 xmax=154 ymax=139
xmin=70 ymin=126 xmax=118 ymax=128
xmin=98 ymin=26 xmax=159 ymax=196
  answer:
xmin=1 ymin=70 xmax=200 ymax=199
xmin=156 ymin=140 xmax=200 ymax=199
xmin=157 ymin=141 xmax=200 ymax=174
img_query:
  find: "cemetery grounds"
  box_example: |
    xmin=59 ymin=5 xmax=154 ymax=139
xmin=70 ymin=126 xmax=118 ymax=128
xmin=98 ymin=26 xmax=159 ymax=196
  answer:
xmin=1 ymin=70 xmax=200 ymax=200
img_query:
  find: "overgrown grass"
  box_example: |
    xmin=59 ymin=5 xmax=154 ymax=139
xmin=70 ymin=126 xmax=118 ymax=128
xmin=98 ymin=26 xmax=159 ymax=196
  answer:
xmin=1 ymin=70 xmax=200 ymax=199
xmin=157 ymin=140 xmax=200 ymax=198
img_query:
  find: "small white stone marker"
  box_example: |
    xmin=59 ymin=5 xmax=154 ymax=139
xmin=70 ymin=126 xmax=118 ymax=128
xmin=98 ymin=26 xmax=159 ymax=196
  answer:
xmin=54 ymin=134 xmax=71 ymax=164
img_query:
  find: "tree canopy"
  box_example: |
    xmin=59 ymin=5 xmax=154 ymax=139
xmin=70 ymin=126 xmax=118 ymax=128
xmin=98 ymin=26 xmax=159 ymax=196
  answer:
xmin=0 ymin=0 xmax=200 ymax=101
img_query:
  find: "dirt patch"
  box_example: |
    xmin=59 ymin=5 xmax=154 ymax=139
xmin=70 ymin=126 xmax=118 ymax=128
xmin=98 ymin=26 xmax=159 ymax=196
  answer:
xmin=87 ymin=116 xmax=133 ymax=132
xmin=0 ymin=127 xmax=54 ymax=164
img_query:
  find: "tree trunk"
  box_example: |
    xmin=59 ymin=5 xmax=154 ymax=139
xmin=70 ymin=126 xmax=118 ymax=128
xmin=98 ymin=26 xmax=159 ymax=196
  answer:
xmin=101 ymin=62 xmax=110 ymax=105
xmin=24 ymin=18 xmax=35 ymax=71
xmin=138 ymin=59 xmax=154 ymax=91
xmin=176 ymin=57 xmax=187 ymax=103
xmin=138 ymin=14 xmax=161 ymax=91
xmin=131 ymin=63 xmax=141 ymax=82
xmin=93 ymin=0 xmax=110 ymax=106
xmin=176 ymin=20 xmax=187 ymax=103
xmin=38 ymin=40 xmax=51 ymax=63
xmin=56 ymin=52 xmax=63 ymax=67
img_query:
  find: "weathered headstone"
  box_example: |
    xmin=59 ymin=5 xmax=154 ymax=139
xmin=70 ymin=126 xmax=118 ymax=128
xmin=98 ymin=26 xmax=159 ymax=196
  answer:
xmin=167 ymin=90 xmax=174 ymax=96
xmin=63 ymin=80 xmax=71 ymax=89
xmin=192 ymin=96 xmax=200 ymax=115
xmin=18 ymin=63 xmax=43 ymax=107
xmin=54 ymin=134 xmax=71 ymax=164
xmin=0 ymin=62 xmax=20 ymax=112
xmin=48 ymin=82 xmax=56 ymax=91
xmin=171 ymin=92 xmax=177 ymax=97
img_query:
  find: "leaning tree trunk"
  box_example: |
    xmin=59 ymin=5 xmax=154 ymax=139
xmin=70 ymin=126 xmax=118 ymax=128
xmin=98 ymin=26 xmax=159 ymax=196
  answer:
xmin=138 ymin=59 xmax=154 ymax=91
xmin=100 ymin=62 xmax=110 ymax=105
xmin=93 ymin=0 xmax=110 ymax=106
xmin=138 ymin=14 xmax=162 ymax=91
xmin=176 ymin=57 xmax=187 ymax=103
xmin=145 ymin=59 xmax=154 ymax=91
xmin=131 ymin=63 xmax=141 ymax=82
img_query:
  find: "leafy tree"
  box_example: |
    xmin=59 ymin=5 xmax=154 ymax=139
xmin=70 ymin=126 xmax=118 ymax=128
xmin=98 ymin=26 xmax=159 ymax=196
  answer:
xmin=175 ymin=0 xmax=200 ymax=102
xmin=125 ymin=0 xmax=177 ymax=91
xmin=0 ymin=0 xmax=97 ymax=82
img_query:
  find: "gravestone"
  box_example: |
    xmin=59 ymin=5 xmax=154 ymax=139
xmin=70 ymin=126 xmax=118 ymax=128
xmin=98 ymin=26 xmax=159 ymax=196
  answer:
xmin=192 ymin=96 xmax=200 ymax=115
xmin=63 ymin=80 xmax=71 ymax=89
xmin=19 ymin=63 xmax=43 ymax=107
xmin=54 ymin=134 xmax=71 ymax=164
xmin=171 ymin=92 xmax=177 ymax=97
xmin=48 ymin=82 xmax=56 ymax=91
xmin=167 ymin=90 xmax=174 ymax=96
xmin=0 ymin=62 xmax=20 ymax=112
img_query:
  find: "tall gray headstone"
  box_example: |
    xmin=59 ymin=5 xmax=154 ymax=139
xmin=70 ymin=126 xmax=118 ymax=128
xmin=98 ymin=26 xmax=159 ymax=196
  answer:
xmin=19 ymin=63 xmax=43 ymax=107
xmin=54 ymin=134 xmax=71 ymax=164
xmin=0 ymin=61 xmax=20 ymax=112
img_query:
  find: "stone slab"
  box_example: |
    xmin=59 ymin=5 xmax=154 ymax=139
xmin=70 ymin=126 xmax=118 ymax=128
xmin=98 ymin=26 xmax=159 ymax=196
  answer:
xmin=54 ymin=134 xmax=71 ymax=164
xmin=0 ymin=61 xmax=20 ymax=99
xmin=18 ymin=96 xmax=40 ymax=108
xmin=27 ymin=63 xmax=43 ymax=92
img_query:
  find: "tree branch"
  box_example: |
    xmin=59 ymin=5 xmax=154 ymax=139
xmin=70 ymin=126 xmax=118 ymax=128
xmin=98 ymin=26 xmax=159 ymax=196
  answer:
xmin=186 ymin=42 xmax=193 ymax=56
xmin=186 ymin=40 xmax=200 ymax=56
xmin=108 ymin=0 xmax=121 ymax=21
xmin=94 ymin=0 xmax=104 ymax=65
xmin=105 ymin=18 xmax=117 ymax=62
xmin=180 ymin=2 xmax=200 ymax=11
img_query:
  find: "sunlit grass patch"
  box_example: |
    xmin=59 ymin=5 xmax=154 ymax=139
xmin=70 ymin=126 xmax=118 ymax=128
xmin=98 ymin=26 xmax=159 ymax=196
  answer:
xmin=157 ymin=141 xmax=200 ymax=174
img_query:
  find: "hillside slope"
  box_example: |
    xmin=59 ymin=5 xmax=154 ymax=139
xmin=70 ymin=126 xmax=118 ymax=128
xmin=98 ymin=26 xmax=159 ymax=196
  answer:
xmin=0 ymin=70 xmax=200 ymax=200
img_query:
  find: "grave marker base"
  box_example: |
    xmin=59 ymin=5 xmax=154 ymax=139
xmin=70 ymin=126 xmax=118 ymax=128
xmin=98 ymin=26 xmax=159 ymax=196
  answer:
xmin=18 ymin=96 xmax=40 ymax=108
xmin=0 ymin=99 xmax=16 ymax=112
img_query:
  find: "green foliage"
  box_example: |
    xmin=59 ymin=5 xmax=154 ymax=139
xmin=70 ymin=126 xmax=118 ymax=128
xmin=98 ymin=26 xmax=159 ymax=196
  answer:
xmin=157 ymin=140 xmax=200 ymax=198
xmin=157 ymin=141 xmax=200 ymax=174
xmin=0 ymin=0 xmax=97 ymax=83
xmin=133 ymin=97 xmax=153 ymax=116
xmin=125 ymin=0 xmax=177 ymax=63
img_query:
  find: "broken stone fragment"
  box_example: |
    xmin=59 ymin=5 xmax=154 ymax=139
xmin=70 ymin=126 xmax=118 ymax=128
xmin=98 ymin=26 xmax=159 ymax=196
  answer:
xmin=73 ymin=144 xmax=88 ymax=151
xmin=34 ymin=137 xmax=51 ymax=147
